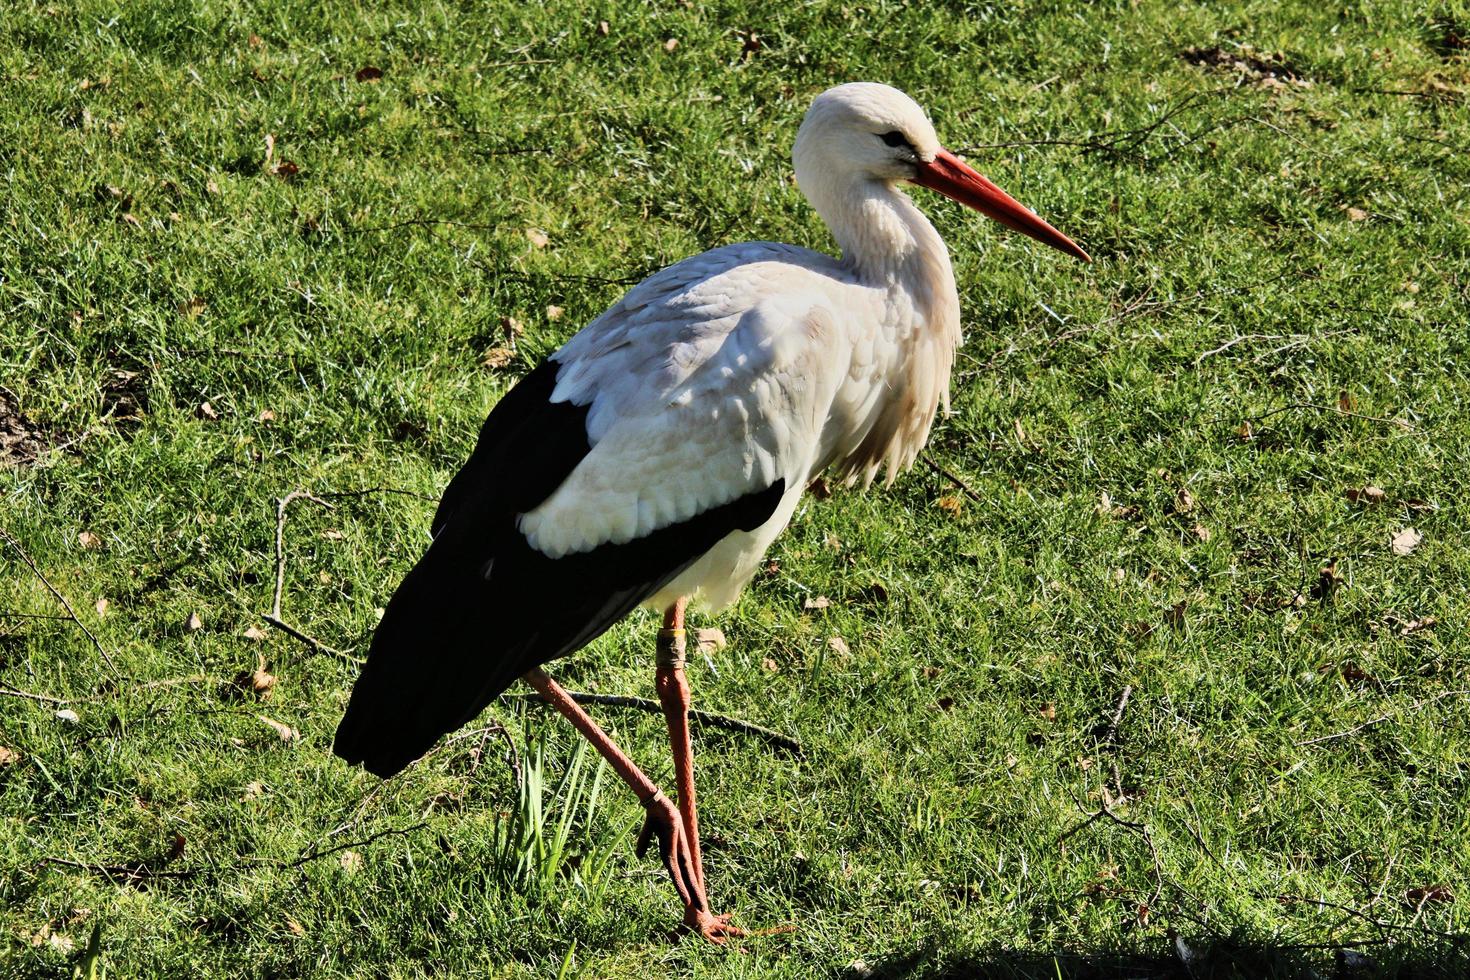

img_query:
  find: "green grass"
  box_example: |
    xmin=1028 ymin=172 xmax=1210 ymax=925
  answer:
xmin=2 ymin=0 xmax=1468 ymax=976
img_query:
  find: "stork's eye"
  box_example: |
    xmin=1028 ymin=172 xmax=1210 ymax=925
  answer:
xmin=879 ymin=130 xmax=911 ymax=148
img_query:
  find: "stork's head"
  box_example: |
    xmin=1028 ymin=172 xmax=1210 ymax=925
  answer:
xmin=793 ymin=82 xmax=1090 ymax=262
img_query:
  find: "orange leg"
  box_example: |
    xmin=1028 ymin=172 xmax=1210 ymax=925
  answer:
xmin=521 ymin=667 xmax=705 ymax=924
xmin=654 ymin=599 xmax=752 ymax=942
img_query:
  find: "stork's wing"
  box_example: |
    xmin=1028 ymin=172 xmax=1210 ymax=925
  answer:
xmin=334 ymin=245 xmax=847 ymax=777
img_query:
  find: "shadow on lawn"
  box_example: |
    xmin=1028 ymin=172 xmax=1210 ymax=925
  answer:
xmin=855 ymin=934 xmax=1470 ymax=980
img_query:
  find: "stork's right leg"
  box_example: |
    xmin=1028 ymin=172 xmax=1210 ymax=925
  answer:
xmin=520 ymin=668 xmax=708 ymax=930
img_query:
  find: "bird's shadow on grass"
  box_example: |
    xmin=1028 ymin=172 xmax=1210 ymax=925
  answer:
xmin=851 ymin=935 xmax=1470 ymax=980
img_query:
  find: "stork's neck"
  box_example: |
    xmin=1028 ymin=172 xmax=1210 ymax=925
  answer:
xmin=804 ymin=174 xmax=958 ymax=318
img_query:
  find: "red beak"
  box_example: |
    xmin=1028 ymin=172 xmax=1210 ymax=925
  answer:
xmin=912 ymin=149 xmax=1091 ymax=262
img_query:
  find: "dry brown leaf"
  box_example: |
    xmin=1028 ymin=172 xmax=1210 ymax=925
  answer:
xmin=1094 ymin=490 xmax=1112 ymax=516
xmin=1192 ymin=524 xmax=1211 ymax=542
xmin=1037 ymin=703 xmax=1057 ymax=721
xmin=339 ymin=850 xmax=364 ymax=872
xmin=803 ymin=595 xmax=830 ymax=611
xmin=1236 ymin=420 xmax=1254 ymax=441
xmin=827 ymin=635 xmax=850 ymax=656
xmin=1164 ymin=601 xmax=1188 ymax=630
xmin=823 ymin=532 xmax=842 ymax=552
xmin=284 ymin=915 xmax=307 ymax=937
xmin=1406 ymin=884 xmax=1454 ymax=906
xmin=761 ymin=657 xmax=778 ymax=672
xmin=257 ymin=714 xmax=299 ymax=742
xmin=55 ymin=708 xmax=80 ymax=723
xmin=177 ymin=296 xmax=206 ymax=317
xmin=1390 ymin=527 xmax=1422 ymax=556
xmin=545 ymin=304 xmax=564 ymax=321
xmin=0 ymin=746 xmax=19 ymax=765
xmin=664 ymin=37 xmax=680 ymax=52
xmin=694 ymin=628 xmax=726 ymax=654
xmin=1174 ymin=487 xmax=1195 ymax=514
xmin=320 ymin=529 xmax=344 ymax=540
xmin=1337 ymin=390 xmax=1355 ymax=412
xmin=936 ymin=696 xmax=955 ymax=712
xmin=481 ymin=347 xmax=516 ymax=369
xmin=94 ymin=597 xmax=109 ymax=618
xmin=1398 ymin=615 xmax=1437 ymax=635
xmin=185 ymin=611 xmax=203 ymax=631
xmin=525 ymin=227 xmax=550 ymax=248
xmin=935 ymin=495 xmax=963 ymax=515
xmin=197 ymin=401 xmax=219 ymax=421
xmin=1345 ymin=485 xmax=1386 ymax=505
xmin=1013 ymin=418 xmax=1028 ymax=445
xmin=244 ymin=625 xmax=268 ymax=641
xmin=355 ymin=65 xmax=383 ymax=83
xmin=1346 ymin=206 xmax=1370 ymax=221
xmin=258 ymin=409 xmax=276 ymax=422
xmin=596 ymin=20 xmax=610 ymax=36
xmin=243 ymin=781 xmax=265 ymax=800
xmin=78 ymin=530 xmax=102 ymax=549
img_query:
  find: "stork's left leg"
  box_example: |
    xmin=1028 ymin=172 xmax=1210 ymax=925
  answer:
xmin=656 ymin=598 xmax=747 ymax=941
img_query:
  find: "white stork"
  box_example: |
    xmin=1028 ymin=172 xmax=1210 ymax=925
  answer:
xmin=334 ymin=82 xmax=1089 ymax=942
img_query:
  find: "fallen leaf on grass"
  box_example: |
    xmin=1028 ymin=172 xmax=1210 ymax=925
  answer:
xmin=339 ymin=850 xmax=364 ymax=873
xmin=1337 ymin=390 xmax=1355 ymax=412
xmin=827 ymin=635 xmax=850 ymax=656
xmin=78 ymin=530 xmax=102 ymax=549
xmin=242 ymin=781 xmax=265 ymax=800
xmin=355 ymin=65 xmax=383 ymax=82
xmin=1174 ymin=487 xmax=1195 ymax=515
xmin=235 ymin=668 xmax=277 ymax=697
xmin=257 ymin=714 xmax=299 ymax=742
xmin=320 ymin=529 xmax=344 ymax=540
xmin=1346 ymin=207 xmax=1370 ymax=221
xmin=1037 ymin=703 xmax=1057 ymax=721
xmin=0 ymin=746 xmax=19 ymax=765
xmin=1314 ymin=559 xmax=1343 ymax=599
xmin=761 ymin=657 xmax=778 ymax=673
xmin=244 ymin=625 xmax=267 ymax=641
xmin=1406 ymin=884 xmax=1454 ymax=906
xmin=545 ymin=304 xmax=564 ymax=321
xmin=94 ymin=597 xmax=109 ymax=617
xmin=481 ymin=347 xmax=516 ymax=369
xmin=525 ymin=227 xmax=550 ymax=249
xmin=1125 ymin=621 xmax=1156 ymax=640
xmin=185 ymin=611 xmax=203 ymax=631
xmin=694 ymin=628 xmax=726 ymax=654
xmin=935 ymin=495 xmax=963 ymax=515
xmin=1164 ymin=601 xmax=1188 ymax=631
xmin=1236 ymin=420 xmax=1254 ymax=441
xmin=804 ymin=595 xmax=830 ymax=610
xmin=55 ymin=709 xmax=80 ymax=724
xmin=663 ymin=37 xmax=679 ymax=52
xmin=1192 ymin=524 xmax=1211 ymax=542
xmin=258 ymin=409 xmax=276 ymax=422
xmin=1395 ymin=615 xmax=1437 ymax=635
xmin=196 ymin=401 xmax=219 ymax=421
xmin=1344 ymin=485 xmax=1386 ymax=505
xmin=285 ymin=916 xmax=307 ymax=937
xmin=935 ymin=696 xmax=954 ymax=712
xmin=596 ymin=20 xmax=610 ymax=36
xmin=1390 ymin=527 xmax=1422 ymax=556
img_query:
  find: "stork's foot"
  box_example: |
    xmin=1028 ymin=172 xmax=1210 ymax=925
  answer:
xmin=683 ymin=910 xmax=796 ymax=946
xmin=634 ymin=792 xmax=702 ymax=909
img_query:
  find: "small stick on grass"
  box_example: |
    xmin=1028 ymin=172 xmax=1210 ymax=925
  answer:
xmin=0 ymin=526 xmax=119 ymax=677
xmin=259 ymin=491 xmax=362 ymax=664
xmin=921 ymin=454 xmax=984 ymax=504
xmin=504 ymin=690 xmax=803 ymax=755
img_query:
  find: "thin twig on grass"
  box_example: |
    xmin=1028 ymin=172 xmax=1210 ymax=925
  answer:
xmin=0 ymin=527 xmax=119 ymax=677
xmin=34 ymin=856 xmax=200 ymax=883
xmin=1232 ymin=402 xmax=1414 ymax=430
xmin=921 ymin=455 xmax=984 ymax=503
xmin=0 ymin=685 xmax=75 ymax=705
xmin=505 ymin=690 xmax=803 ymax=755
xmin=1294 ymin=690 xmax=1469 ymax=746
xmin=259 ymin=491 xmax=362 ymax=664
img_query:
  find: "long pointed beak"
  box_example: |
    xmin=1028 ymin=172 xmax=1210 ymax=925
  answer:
xmin=912 ymin=148 xmax=1091 ymax=262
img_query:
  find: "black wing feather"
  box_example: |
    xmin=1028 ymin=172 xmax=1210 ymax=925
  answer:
xmin=334 ymin=361 xmax=784 ymax=778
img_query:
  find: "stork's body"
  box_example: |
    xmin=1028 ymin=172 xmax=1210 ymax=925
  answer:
xmin=334 ymin=83 xmax=1088 ymax=942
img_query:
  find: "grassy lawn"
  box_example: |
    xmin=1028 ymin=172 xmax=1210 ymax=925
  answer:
xmin=3 ymin=0 xmax=1468 ymax=976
